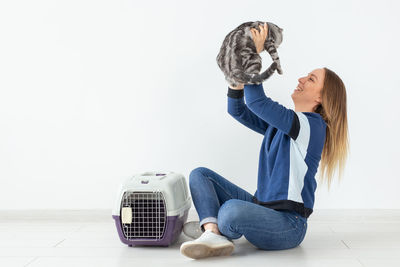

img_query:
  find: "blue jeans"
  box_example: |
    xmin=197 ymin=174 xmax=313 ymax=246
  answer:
xmin=189 ymin=167 xmax=308 ymax=250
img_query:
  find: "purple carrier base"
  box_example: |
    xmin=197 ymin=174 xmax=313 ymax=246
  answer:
xmin=112 ymin=209 xmax=189 ymax=247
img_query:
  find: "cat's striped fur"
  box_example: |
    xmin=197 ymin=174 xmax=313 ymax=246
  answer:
xmin=216 ymin=21 xmax=283 ymax=88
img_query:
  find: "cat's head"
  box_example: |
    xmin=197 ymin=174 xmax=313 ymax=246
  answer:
xmin=267 ymin=22 xmax=283 ymax=48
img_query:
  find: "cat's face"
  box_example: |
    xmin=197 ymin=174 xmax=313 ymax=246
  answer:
xmin=291 ymin=68 xmax=325 ymax=112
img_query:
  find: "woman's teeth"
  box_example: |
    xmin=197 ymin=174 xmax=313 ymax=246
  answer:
xmin=295 ymin=86 xmax=303 ymax=92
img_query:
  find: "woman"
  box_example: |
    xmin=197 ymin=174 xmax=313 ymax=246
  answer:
xmin=180 ymin=23 xmax=349 ymax=259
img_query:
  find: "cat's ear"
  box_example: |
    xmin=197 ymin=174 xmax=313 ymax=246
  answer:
xmin=279 ymin=28 xmax=283 ymax=32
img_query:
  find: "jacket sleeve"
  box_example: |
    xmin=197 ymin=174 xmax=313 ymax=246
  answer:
xmin=244 ymin=83 xmax=301 ymax=140
xmin=227 ymin=87 xmax=269 ymax=135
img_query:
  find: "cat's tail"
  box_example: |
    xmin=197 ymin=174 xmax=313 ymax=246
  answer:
xmin=247 ymin=62 xmax=278 ymax=84
xmin=231 ymin=62 xmax=278 ymax=85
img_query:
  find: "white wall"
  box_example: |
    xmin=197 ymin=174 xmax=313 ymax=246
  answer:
xmin=0 ymin=0 xmax=399 ymax=210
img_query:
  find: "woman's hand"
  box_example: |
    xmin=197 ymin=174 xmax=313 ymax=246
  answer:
xmin=251 ymin=22 xmax=268 ymax=54
xmin=230 ymin=84 xmax=244 ymax=90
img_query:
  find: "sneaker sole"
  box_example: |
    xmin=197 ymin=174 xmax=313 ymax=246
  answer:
xmin=180 ymin=242 xmax=234 ymax=259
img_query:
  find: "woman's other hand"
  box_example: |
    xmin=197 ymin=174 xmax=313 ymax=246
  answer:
xmin=230 ymin=83 xmax=244 ymax=90
xmin=251 ymin=22 xmax=268 ymax=54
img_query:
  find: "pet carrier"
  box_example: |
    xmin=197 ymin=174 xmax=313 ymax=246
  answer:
xmin=112 ymin=171 xmax=191 ymax=246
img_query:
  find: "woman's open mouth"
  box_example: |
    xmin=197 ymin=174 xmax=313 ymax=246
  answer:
xmin=294 ymin=86 xmax=303 ymax=92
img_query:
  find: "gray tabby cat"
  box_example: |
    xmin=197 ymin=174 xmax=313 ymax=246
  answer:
xmin=216 ymin=21 xmax=284 ymax=88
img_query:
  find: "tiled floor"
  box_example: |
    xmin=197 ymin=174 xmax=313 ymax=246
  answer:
xmin=0 ymin=209 xmax=400 ymax=267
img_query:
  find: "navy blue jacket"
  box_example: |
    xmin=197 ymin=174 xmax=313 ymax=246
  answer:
xmin=227 ymin=83 xmax=326 ymax=218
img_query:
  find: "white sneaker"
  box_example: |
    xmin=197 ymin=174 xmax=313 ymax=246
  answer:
xmin=182 ymin=221 xmax=203 ymax=239
xmin=180 ymin=229 xmax=235 ymax=259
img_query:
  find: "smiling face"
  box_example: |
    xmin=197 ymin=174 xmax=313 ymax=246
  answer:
xmin=291 ymin=68 xmax=325 ymax=113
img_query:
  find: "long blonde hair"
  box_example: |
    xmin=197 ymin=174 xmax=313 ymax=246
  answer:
xmin=314 ymin=67 xmax=350 ymax=190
